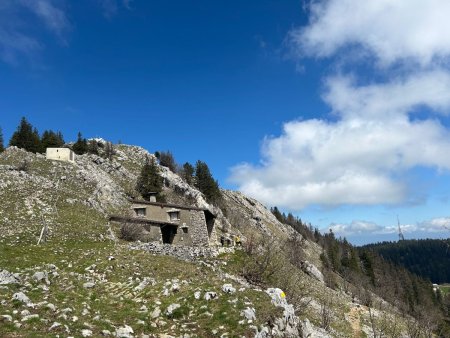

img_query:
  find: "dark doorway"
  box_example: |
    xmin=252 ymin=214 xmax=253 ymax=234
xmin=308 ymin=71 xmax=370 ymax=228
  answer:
xmin=205 ymin=212 xmax=215 ymax=238
xmin=161 ymin=224 xmax=177 ymax=244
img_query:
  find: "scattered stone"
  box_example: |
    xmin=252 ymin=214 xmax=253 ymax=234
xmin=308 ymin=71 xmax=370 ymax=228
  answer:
xmin=150 ymin=306 xmax=161 ymax=319
xmin=81 ymin=329 xmax=93 ymax=337
xmin=240 ymin=307 xmax=256 ymax=322
xmin=101 ymin=330 xmax=111 ymax=336
xmin=12 ymin=292 xmax=31 ymax=305
xmin=21 ymin=314 xmax=39 ymax=322
xmin=194 ymin=291 xmax=201 ymax=299
xmin=171 ymin=283 xmax=180 ymax=292
xmin=165 ymin=303 xmax=180 ymax=316
xmin=32 ymin=271 xmax=49 ymax=284
xmin=222 ymin=284 xmax=236 ymax=294
xmin=20 ymin=310 xmax=30 ymax=316
xmin=115 ymin=325 xmax=134 ymax=338
xmin=204 ymin=291 xmax=218 ymax=301
xmin=47 ymin=303 xmax=57 ymax=312
xmin=83 ymin=282 xmax=95 ymax=289
xmin=0 ymin=270 xmax=21 ymax=285
xmin=49 ymin=322 xmax=61 ymax=330
xmin=1 ymin=315 xmax=12 ymax=322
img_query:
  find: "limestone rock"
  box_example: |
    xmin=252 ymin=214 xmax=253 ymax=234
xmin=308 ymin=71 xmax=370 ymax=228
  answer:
xmin=21 ymin=314 xmax=39 ymax=321
xmin=12 ymin=292 xmax=31 ymax=305
xmin=81 ymin=329 xmax=93 ymax=337
xmin=83 ymin=282 xmax=95 ymax=289
xmin=222 ymin=283 xmax=236 ymax=294
xmin=301 ymin=261 xmax=324 ymax=283
xmin=165 ymin=303 xmax=180 ymax=316
xmin=115 ymin=325 xmax=134 ymax=338
xmin=32 ymin=271 xmax=49 ymax=284
xmin=301 ymin=318 xmax=331 ymax=338
xmin=204 ymin=291 xmax=218 ymax=301
xmin=0 ymin=270 xmax=21 ymax=285
xmin=240 ymin=307 xmax=256 ymax=321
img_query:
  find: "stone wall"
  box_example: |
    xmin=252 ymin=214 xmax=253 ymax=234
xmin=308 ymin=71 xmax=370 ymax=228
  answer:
xmin=189 ymin=210 xmax=210 ymax=247
xmin=129 ymin=242 xmax=220 ymax=261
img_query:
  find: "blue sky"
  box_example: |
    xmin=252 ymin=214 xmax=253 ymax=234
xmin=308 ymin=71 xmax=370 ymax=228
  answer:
xmin=1 ymin=0 xmax=450 ymax=245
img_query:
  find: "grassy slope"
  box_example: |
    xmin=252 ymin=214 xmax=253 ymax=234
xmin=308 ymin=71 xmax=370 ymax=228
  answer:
xmin=0 ymin=148 xmax=277 ymax=337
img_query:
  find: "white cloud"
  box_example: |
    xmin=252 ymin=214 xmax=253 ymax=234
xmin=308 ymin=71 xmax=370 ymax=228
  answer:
xmin=231 ymin=1 xmax=450 ymax=211
xmin=19 ymin=0 xmax=70 ymax=39
xmin=0 ymin=0 xmax=70 ymax=64
xmin=329 ymin=220 xmax=384 ymax=236
xmin=329 ymin=217 xmax=450 ymax=236
xmin=291 ymin=0 xmax=450 ymax=67
xmin=230 ymin=71 xmax=450 ymax=209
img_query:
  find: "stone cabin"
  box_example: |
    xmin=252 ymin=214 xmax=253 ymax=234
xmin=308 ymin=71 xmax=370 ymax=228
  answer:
xmin=46 ymin=148 xmax=75 ymax=163
xmin=112 ymin=199 xmax=217 ymax=247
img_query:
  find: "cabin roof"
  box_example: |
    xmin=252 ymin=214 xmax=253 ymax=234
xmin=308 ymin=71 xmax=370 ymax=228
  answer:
xmin=109 ymin=215 xmax=177 ymax=226
xmin=130 ymin=199 xmax=216 ymax=218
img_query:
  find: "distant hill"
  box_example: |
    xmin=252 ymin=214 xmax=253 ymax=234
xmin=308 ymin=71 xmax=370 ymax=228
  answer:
xmin=362 ymin=238 xmax=450 ymax=284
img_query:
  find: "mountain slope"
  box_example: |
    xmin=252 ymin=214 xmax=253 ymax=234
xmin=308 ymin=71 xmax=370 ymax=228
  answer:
xmin=0 ymin=143 xmax=443 ymax=337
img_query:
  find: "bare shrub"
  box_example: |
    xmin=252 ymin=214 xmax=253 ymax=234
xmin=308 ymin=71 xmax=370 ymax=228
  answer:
xmin=120 ymin=223 xmax=149 ymax=242
xmin=241 ymin=233 xmax=284 ymax=285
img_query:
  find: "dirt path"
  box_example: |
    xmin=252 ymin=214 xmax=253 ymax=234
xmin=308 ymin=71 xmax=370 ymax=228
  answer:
xmin=347 ymin=305 xmax=362 ymax=338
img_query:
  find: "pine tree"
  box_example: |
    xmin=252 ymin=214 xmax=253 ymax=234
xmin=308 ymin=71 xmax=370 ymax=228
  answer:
xmin=0 ymin=126 xmax=4 ymax=153
xmin=136 ymin=156 xmax=163 ymax=201
xmin=194 ymin=160 xmax=222 ymax=205
xmin=41 ymin=130 xmax=65 ymax=151
xmin=158 ymin=150 xmax=177 ymax=172
xmin=181 ymin=162 xmax=194 ymax=184
xmin=72 ymin=132 xmax=88 ymax=155
xmin=87 ymin=139 xmax=99 ymax=155
xmin=270 ymin=206 xmax=284 ymax=222
xmin=9 ymin=117 xmax=41 ymax=153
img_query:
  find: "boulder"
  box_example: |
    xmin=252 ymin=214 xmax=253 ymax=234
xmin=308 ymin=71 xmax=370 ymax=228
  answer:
xmin=301 ymin=261 xmax=324 ymax=283
xmin=32 ymin=271 xmax=49 ymax=284
xmin=0 ymin=270 xmax=21 ymax=285
xmin=12 ymin=292 xmax=31 ymax=305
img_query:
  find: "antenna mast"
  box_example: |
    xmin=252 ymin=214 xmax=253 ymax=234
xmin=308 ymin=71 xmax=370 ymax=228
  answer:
xmin=397 ymin=216 xmax=405 ymax=241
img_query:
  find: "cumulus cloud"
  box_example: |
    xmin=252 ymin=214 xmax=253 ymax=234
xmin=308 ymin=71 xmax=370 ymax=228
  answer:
xmin=231 ymin=1 xmax=450 ymax=211
xmin=291 ymin=0 xmax=450 ymax=67
xmin=330 ymin=217 xmax=450 ymax=236
xmin=230 ymin=71 xmax=450 ymax=209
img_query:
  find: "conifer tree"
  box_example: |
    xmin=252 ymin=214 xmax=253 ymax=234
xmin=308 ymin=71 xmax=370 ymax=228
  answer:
xmin=181 ymin=162 xmax=194 ymax=185
xmin=194 ymin=160 xmax=222 ymax=205
xmin=0 ymin=126 xmax=4 ymax=153
xmin=72 ymin=132 xmax=88 ymax=155
xmin=9 ymin=117 xmax=41 ymax=153
xmin=158 ymin=150 xmax=177 ymax=172
xmin=41 ymin=130 xmax=65 ymax=151
xmin=136 ymin=156 xmax=163 ymax=201
xmin=87 ymin=139 xmax=99 ymax=155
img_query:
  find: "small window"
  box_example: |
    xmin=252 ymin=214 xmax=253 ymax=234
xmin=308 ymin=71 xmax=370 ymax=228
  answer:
xmin=182 ymin=227 xmax=188 ymax=234
xmin=168 ymin=211 xmax=180 ymax=221
xmin=134 ymin=208 xmax=146 ymax=217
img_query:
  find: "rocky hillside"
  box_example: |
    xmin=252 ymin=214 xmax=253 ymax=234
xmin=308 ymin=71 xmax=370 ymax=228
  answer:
xmin=0 ymin=142 xmax=427 ymax=337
